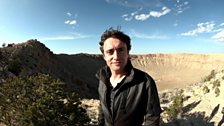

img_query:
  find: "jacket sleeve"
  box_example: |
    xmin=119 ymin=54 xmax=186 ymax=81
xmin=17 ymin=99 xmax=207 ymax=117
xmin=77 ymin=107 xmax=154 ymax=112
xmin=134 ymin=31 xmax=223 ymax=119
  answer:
xmin=144 ymin=77 xmax=162 ymax=126
xmin=98 ymin=102 xmax=105 ymax=126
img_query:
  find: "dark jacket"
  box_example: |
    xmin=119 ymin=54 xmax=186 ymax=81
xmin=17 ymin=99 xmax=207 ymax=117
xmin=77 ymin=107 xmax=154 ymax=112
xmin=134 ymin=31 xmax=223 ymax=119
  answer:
xmin=96 ymin=61 xmax=162 ymax=126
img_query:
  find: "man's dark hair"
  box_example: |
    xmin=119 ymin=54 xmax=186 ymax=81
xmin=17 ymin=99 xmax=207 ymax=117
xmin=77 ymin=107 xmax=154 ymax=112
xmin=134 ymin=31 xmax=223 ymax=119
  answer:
xmin=99 ymin=27 xmax=131 ymax=53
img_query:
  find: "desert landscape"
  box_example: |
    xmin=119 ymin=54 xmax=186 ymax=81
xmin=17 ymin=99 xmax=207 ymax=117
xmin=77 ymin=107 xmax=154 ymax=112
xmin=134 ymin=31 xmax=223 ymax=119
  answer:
xmin=1 ymin=0 xmax=224 ymax=125
xmin=131 ymin=53 xmax=224 ymax=91
xmin=82 ymin=69 xmax=224 ymax=126
xmin=1 ymin=40 xmax=224 ymax=125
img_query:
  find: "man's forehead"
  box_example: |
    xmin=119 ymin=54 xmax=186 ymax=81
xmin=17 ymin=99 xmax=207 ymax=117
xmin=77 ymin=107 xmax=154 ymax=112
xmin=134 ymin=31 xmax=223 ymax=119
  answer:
xmin=104 ymin=39 xmax=126 ymax=47
xmin=104 ymin=43 xmax=126 ymax=50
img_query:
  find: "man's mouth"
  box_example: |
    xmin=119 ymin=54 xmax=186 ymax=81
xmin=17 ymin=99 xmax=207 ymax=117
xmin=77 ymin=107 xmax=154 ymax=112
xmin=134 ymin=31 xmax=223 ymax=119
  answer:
xmin=112 ymin=62 xmax=121 ymax=65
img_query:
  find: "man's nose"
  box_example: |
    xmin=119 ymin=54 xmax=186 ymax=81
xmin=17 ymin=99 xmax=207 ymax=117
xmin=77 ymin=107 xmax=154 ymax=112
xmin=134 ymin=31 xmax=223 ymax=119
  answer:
xmin=113 ymin=50 xmax=119 ymax=59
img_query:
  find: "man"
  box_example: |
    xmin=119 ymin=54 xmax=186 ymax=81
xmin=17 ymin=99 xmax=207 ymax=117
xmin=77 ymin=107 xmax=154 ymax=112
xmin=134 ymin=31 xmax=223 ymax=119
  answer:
xmin=96 ymin=27 xmax=162 ymax=126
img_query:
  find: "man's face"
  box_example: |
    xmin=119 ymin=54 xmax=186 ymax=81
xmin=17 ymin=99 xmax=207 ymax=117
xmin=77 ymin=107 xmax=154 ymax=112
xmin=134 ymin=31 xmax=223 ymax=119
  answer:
xmin=103 ymin=37 xmax=129 ymax=74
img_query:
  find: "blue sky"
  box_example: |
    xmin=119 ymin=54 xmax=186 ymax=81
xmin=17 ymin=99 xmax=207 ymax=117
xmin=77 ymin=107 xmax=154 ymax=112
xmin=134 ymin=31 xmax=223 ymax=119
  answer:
xmin=0 ymin=0 xmax=224 ymax=54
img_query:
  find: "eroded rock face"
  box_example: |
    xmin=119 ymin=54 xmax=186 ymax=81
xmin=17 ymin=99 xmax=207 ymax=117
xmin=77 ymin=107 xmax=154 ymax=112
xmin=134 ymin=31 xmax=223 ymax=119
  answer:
xmin=131 ymin=54 xmax=224 ymax=91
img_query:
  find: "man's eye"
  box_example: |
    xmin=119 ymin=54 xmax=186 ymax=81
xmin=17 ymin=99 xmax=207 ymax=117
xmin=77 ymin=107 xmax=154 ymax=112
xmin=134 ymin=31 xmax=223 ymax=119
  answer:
xmin=106 ymin=49 xmax=114 ymax=55
xmin=117 ymin=48 xmax=124 ymax=53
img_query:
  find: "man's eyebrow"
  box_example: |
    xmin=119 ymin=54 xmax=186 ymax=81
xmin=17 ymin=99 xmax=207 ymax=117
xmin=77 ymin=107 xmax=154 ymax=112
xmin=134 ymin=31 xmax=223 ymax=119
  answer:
xmin=105 ymin=47 xmax=124 ymax=51
xmin=105 ymin=48 xmax=114 ymax=51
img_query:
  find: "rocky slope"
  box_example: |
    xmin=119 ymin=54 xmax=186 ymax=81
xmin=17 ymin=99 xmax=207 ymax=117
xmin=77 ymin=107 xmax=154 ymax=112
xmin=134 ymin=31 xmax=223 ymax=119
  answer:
xmin=159 ymin=69 xmax=224 ymax=126
xmin=1 ymin=40 xmax=224 ymax=125
xmin=0 ymin=40 xmax=104 ymax=98
xmin=1 ymin=40 xmax=224 ymax=98
xmin=81 ymin=69 xmax=224 ymax=126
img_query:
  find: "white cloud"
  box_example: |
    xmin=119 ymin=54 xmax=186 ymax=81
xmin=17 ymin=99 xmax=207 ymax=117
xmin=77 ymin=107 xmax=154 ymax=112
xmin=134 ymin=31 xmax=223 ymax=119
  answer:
xmin=173 ymin=20 xmax=178 ymax=27
xmin=122 ymin=14 xmax=131 ymax=21
xmin=135 ymin=14 xmax=150 ymax=21
xmin=180 ymin=30 xmax=196 ymax=36
xmin=64 ymin=20 xmax=77 ymax=25
xmin=65 ymin=20 xmax=70 ymax=24
xmin=149 ymin=7 xmax=171 ymax=17
xmin=67 ymin=12 xmax=72 ymax=17
xmin=40 ymin=32 xmax=90 ymax=41
xmin=135 ymin=6 xmax=170 ymax=21
xmin=123 ymin=6 xmax=171 ymax=21
xmin=122 ymin=9 xmax=140 ymax=21
xmin=122 ymin=16 xmax=133 ymax=21
xmin=181 ymin=22 xmax=215 ymax=36
xmin=184 ymin=2 xmax=189 ymax=5
xmin=40 ymin=36 xmax=75 ymax=41
xmin=71 ymin=32 xmax=90 ymax=39
xmin=69 ymin=20 xmax=77 ymax=25
xmin=180 ymin=22 xmax=224 ymax=42
xmin=65 ymin=12 xmax=78 ymax=27
xmin=131 ymin=30 xmax=168 ymax=39
xmin=212 ymin=30 xmax=224 ymax=42
xmin=174 ymin=0 xmax=190 ymax=15
xmin=106 ymin=0 xmax=162 ymax=8
xmin=197 ymin=22 xmax=214 ymax=33
xmin=219 ymin=22 xmax=224 ymax=26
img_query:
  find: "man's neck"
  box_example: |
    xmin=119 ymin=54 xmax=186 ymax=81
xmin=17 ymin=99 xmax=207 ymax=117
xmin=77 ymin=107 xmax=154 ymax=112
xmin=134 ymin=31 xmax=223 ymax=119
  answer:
xmin=110 ymin=72 xmax=126 ymax=88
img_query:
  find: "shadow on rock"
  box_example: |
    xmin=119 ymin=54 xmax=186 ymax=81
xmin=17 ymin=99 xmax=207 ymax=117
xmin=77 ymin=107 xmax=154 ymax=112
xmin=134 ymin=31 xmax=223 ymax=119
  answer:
xmin=218 ymin=114 xmax=224 ymax=126
xmin=161 ymin=101 xmax=219 ymax=126
xmin=183 ymin=100 xmax=201 ymax=113
xmin=208 ymin=104 xmax=219 ymax=122
xmin=161 ymin=111 xmax=215 ymax=126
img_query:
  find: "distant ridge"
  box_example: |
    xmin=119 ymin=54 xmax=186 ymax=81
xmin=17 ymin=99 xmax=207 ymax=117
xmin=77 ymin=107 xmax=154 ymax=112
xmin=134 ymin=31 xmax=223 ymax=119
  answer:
xmin=1 ymin=40 xmax=224 ymax=98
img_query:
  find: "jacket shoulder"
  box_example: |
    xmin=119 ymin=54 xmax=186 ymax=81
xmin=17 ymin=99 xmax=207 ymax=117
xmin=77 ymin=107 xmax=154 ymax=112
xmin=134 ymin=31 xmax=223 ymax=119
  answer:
xmin=133 ymin=68 xmax=154 ymax=81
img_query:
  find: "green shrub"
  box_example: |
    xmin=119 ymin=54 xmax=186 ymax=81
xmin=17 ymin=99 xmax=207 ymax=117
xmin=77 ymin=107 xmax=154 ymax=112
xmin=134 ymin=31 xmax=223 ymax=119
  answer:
xmin=7 ymin=58 xmax=22 ymax=76
xmin=166 ymin=92 xmax=184 ymax=121
xmin=0 ymin=74 xmax=90 ymax=125
xmin=202 ymin=70 xmax=216 ymax=82
xmin=202 ymin=86 xmax=209 ymax=94
xmin=212 ymin=80 xmax=220 ymax=89
xmin=2 ymin=43 xmax=6 ymax=47
xmin=215 ymin=87 xmax=220 ymax=97
xmin=221 ymin=69 xmax=224 ymax=73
